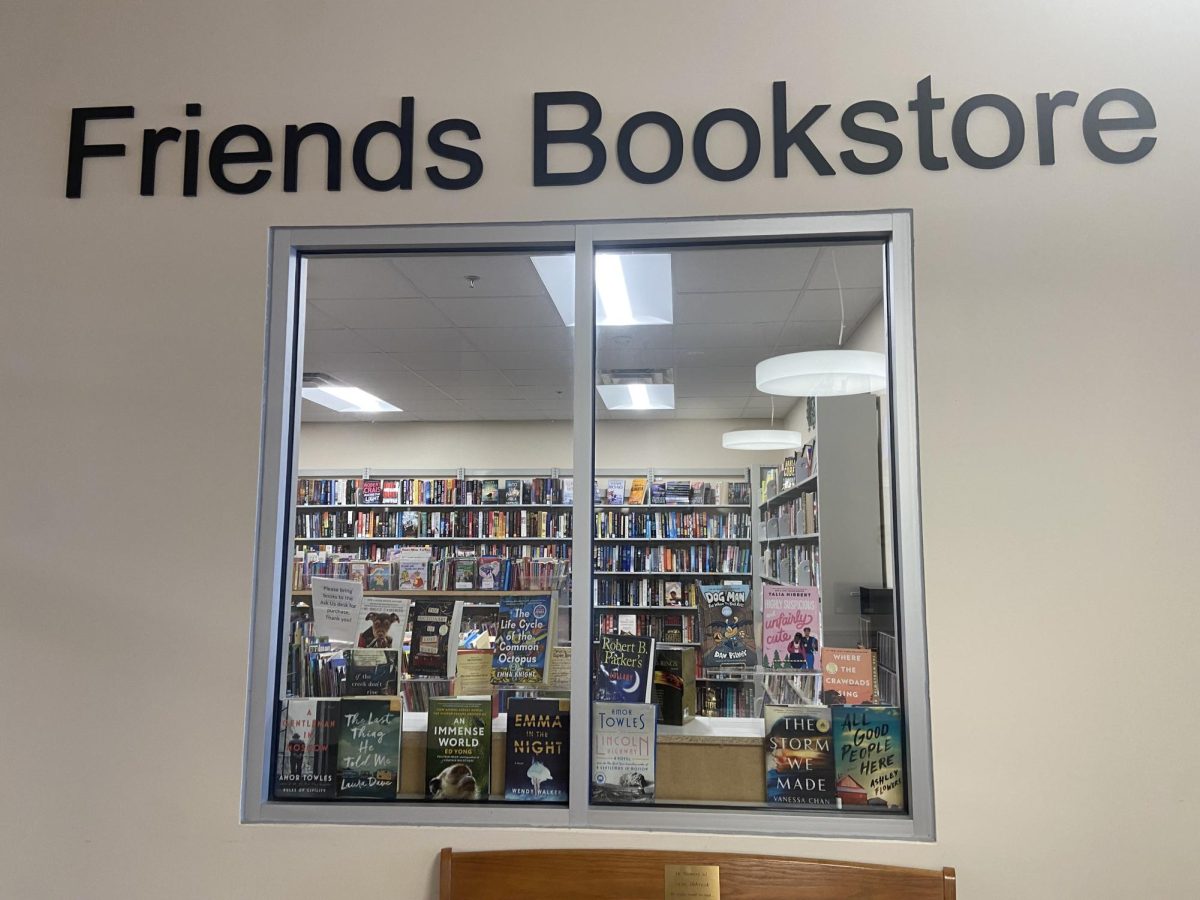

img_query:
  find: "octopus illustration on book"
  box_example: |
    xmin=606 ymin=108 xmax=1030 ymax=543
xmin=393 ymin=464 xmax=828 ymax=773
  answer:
xmin=526 ymin=759 xmax=552 ymax=795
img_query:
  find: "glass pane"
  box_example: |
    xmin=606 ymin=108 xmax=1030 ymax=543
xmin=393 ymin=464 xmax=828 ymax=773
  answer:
xmin=275 ymin=249 xmax=574 ymax=804
xmin=587 ymin=241 xmax=905 ymax=814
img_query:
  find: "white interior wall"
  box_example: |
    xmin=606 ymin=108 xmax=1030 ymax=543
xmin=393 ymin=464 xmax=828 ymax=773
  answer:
xmin=299 ymin=417 xmax=783 ymax=471
xmin=3 ymin=2 xmax=1198 ymax=899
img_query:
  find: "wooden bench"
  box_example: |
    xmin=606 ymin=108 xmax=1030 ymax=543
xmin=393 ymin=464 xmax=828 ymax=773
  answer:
xmin=439 ymin=848 xmax=956 ymax=899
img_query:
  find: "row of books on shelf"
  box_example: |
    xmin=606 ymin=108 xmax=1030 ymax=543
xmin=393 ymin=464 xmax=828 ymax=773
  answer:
xmin=761 ymin=545 xmax=820 ymax=586
xmin=276 ymin=691 xmax=902 ymax=810
xmin=593 ymin=578 xmax=701 ymax=607
xmin=596 ymin=613 xmax=698 ymax=644
xmin=298 ymin=476 xmax=571 ymax=507
xmin=760 ymin=442 xmax=817 ymax=501
xmin=763 ymin=493 xmax=818 ymax=539
xmin=295 ymin=508 xmax=572 ymax=541
xmin=291 ymin=549 xmax=568 ymax=592
xmin=602 ymin=478 xmax=750 ymax=507
xmin=593 ymin=545 xmax=752 ymax=574
xmin=594 ymin=509 xmax=751 ymax=540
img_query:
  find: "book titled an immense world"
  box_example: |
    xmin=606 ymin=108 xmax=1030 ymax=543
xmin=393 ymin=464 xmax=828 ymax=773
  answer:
xmin=425 ymin=697 xmax=491 ymax=801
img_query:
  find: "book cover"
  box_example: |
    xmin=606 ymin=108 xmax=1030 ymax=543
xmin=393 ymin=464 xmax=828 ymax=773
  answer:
xmin=628 ymin=477 xmax=648 ymax=505
xmin=357 ymin=596 xmax=409 ymax=650
xmin=477 ymin=556 xmax=502 ymax=591
xmin=764 ymin=705 xmax=837 ymax=807
xmin=504 ymin=698 xmax=569 ymax=802
xmin=348 ymin=560 xmax=369 ymax=587
xmin=664 ymin=581 xmax=683 ymax=606
xmin=833 ymin=706 xmax=904 ymax=809
xmin=545 ymin=646 xmax=572 ymax=692
xmin=593 ymin=633 xmax=655 ymax=702
xmin=425 ymin=697 xmax=491 ymax=801
xmin=481 ymin=479 xmax=500 ymax=504
xmin=821 ymin=648 xmax=876 ymax=705
xmin=395 ymin=550 xmax=429 ymax=590
xmin=453 ymin=649 xmax=494 ymax=697
xmin=605 ymin=479 xmax=626 ymax=505
xmin=454 ymin=557 xmax=478 ymax=590
xmin=361 ymin=479 xmax=383 ymax=504
xmin=381 ymin=479 xmax=400 ymax=504
xmin=275 ymin=698 xmax=340 ymax=799
xmin=504 ymin=479 xmax=523 ymax=504
xmin=652 ymin=646 xmax=696 ymax=725
xmin=336 ymin=698 xmax=403 ymax=799
xmin=343 ymin=648 xmax=400 ymax=695
xmin=698 ymin=584 xmax=755 ymax=668
xmin=490 ymin=594 xmax=554 ymax=686
xmin=366 ymin=562 xmax=392 ymax=592
xmin=591 ymin=702 xmax=656 ymax=803
xmin=407 ymin=598 xmax=463 ymax=679
xmin=401 ymin=511 xmax=419 ymax=537
xmin=761 ymin=585 xmax=821 ymax=670
xmin=562 ymin=477 xmax=574 ymax=505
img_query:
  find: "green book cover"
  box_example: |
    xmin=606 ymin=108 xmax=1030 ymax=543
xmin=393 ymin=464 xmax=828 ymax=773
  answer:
xmin=425 ymin=697 xmax=491 ymax=801
xmin=833 ymin=705 xmax=905 ymax=810
xmin=336 ymin=698 xmax=403 ymax=799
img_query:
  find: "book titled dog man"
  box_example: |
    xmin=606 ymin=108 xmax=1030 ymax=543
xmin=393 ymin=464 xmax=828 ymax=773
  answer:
xmin=425 ymin=696 xmax=491 ymax=801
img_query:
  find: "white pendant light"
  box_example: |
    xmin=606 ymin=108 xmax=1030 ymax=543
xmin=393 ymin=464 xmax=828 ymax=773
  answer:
xmin=722 ymin=429 xmax=805 ymax=450
xmin=755 ymin=248 xmax=887 ymax=397
xmin=756 ymin=349 xmax=885 ymax=397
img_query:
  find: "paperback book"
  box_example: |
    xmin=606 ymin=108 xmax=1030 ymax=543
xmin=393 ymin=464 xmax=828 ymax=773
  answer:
xmin=545 ymin=646 xmax=572 ymax=692
xmin=477 ymin=556 xmax=502 ymax=590
xmin=606 ymin=479 xmax=626 ymax=505
xmin=504 ymin=479 xmax=523 ymax=504
xmin=764 ymin=705 xmax=837 ymax=807
xmin=425 ymin=697 xmax=491 ymax=801
xmin=275 ymin=698 xmax=340 ymax=799
xmin=490 ymin=594 xmax=554 ymax=686
xmin=395 ymin=549 xmax=430 ymax=590
xmin=652 ymin=645 xmax=696 ymax=725
xmin=821 ymin=648 xmax=876 ymax=705
xmin=343 ymin=648 xmax=400 ymax=695
xmin=357 ymin=596 xmax=409 ymax=650
xmin=833 ymin=706 xmax=904 ymax=809
xmin=504 ymin=697 xmax=569 ymax=802
xmin=481 ymin=479 xmax=500 ymax=504
xmin=454 ymin=557 xmax=478 ymax=590
xmin=698 ymin=583 xmax=755 ymax=668
xmin=336 ymin=698 xmax=403 ymax=799
xmin=407 ymin=598 xmax=463 ymax=679
xmin=591 ymin=702 xmax=656 ymax=803
xmin=360 ymin=479 xmax=383 ymax=504
xmin=593 ymin=633 xmax=655 ymax=702
xmin=761 ymin=585 xmax=821 ymax=670
xmin=454 ymin=649 xmax=494 ymax=697
xmin=628 ymin=477 xmax=648 ymax=505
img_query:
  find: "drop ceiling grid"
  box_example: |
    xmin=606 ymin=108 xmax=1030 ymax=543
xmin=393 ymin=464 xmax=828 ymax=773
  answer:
xmin=302 ymin=246 xmax=883 ymax=422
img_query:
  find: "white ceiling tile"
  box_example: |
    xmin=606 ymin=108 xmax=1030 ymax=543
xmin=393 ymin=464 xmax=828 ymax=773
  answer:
xmin=462 ymin=326 xmax=573 ymax=353
xmin=673 ymin=291 xmax=799 ymax=325
xmin=674 ymin=409 xmax=741 ymax=420
xmin=394 ymin=255 xmax=550 ymax=299
xmin=364 ymin=328 xmax=478 ymax=352
xmin=446 ymin=382 xmax=531 ymax=401
xmin=807 ymin=244 xmax=885 ymax=289
xmin=485 ymin=349 xmax=575 ymax=370
xmin=773 ymin=320 xmax=845 ymax=349
xmin=675 ymin=397 xmax=749 ymax=410
xmin=672 ymin=246 xmax=819 ymax=292
xmin=304 ymin=257 xmax=421 ymax=300
xmin=301 ymin=350 xmax=410 ymax=373
xmin=673 ymin=346 xmax=775 ymax=367
xmin=504 ymin=368 xmax=573 ymax=387
xmin=670 ymin=323 xmax=778 ymax=349
xmin=388 ymin=350 xmax=494 ymax=371
xmin=303 ymin=304 xmax=342 ymax=330
xmin=595 ymin=348 xmax=677 ymax=370
xmin=675 ymin=381 xmax=755 ymax=399
xmin=312 ymin=297 xmax=454 ymax=329
xmin=596 ymin=324 xmax=674 ymax=351
xmin=344 ymin=372 xmax=454 ymax=403
xmin=517 ymin=385 xmax=572 ymax=402
xmin=418 ymin=368 xmax=510 ymax=389
xmin=432 ymin=295 xmax=560 ymax=328
xmin=304 ymin=328 xmax=379 ymax=355
xmin=789 ymin=289 xmax=881 ymax=324
xmin=674 ymin=365 xmax=756 ymax=387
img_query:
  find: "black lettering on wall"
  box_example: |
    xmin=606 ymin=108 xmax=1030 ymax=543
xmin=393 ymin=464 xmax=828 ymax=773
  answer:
xmin=208 ymin=124 xmax=273 ymax=194
xmin=951 ymin=94 xmax=1025 ymax=169
xmin=772 ymin=82 xmax=833 ymax=176
xmin=352 ymin=97 xmax=416 ymax=191
xmin=1035 ymin=91 xmax=1079 ymax=165
xmin=1082 ymin=88 xmax=1156 ymax=164
xmin=139 ymin=127 xmax=181 ymax=196
xmin=839 ymin=100 xmax=902 ymax=175
xmin=426 ymin=118 xmax=483 ymax=190
xmin=283 ymin=123 xmax=342 ymax=192
xmin=693 ymin=108 xmax=761 ymax=181
xmin=616 ymin=111 xmax=683 ymax=184
xmin=66 ymin=106 xmax=134 ymax=198
xmin=907 ymin=76 xmax=948 ymax=171
xmin=532 ymin=91 xmax=606 ymax=186
xmin=183 ymin=103 xmax=202 ymax=196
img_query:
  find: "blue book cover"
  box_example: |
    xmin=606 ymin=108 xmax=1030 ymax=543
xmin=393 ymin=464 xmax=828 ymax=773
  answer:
xmin=504 ymin=698 xmax=569 ymax=802
xmin=764 ymin=705 xmax=837 ymax=807
xmin=490 ymin=594 xmax=554 ymax=685
xmin=592 ymin=633 xmax=655 ymax=702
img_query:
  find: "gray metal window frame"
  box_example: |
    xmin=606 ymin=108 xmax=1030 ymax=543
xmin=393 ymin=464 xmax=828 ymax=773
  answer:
xmin=242 ymin=212 xmax=933 ymax=840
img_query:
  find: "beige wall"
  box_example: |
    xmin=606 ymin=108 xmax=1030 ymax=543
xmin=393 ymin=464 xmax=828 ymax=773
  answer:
xmin=2 ymin=2 xmax=1198 ymax=898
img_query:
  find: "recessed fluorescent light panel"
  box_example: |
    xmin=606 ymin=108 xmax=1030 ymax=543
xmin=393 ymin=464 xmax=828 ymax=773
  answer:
xmin=302 ymin=374 xmax=401 ymax=413
xmin=595 ymin=368 xmax=675 ymax=411
xmin=531 ymin=253 xmax=673 ymax=327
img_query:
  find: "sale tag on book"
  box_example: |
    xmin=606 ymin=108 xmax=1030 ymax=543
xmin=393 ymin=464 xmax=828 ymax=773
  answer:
xmin=664 ymin=864 xmax=720 ymax=899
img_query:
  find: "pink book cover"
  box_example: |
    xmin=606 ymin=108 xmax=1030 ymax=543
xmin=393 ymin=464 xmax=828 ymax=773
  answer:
xmin=761 ymin=585 xmax=821 ymax=672
xmin=821 ymin=648 xmax=876 ymax=705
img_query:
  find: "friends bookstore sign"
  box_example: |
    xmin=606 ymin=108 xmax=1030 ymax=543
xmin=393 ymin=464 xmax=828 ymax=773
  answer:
xmin=64 ymin=78 xmax=1156 ymax=198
